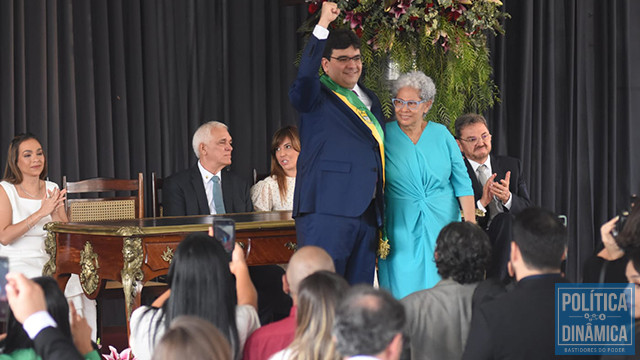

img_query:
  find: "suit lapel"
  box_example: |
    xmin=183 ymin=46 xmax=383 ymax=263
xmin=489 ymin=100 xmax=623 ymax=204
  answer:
xmin=464 ymin=158 xmax=483 ymax=201
xmin=490 ymin=156 xmax=509 ymax=189
xmin=190 ymin=165 xmax=210 ymax=214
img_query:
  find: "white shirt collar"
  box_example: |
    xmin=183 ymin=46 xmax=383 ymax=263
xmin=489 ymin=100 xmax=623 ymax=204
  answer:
xmin=197 ymin=161 xmax=221 ymax=183
xmin=467 ymin=154 xmax=492 ymax=174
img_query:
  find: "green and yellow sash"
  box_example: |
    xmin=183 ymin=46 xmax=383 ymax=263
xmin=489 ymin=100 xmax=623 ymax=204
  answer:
xmin=320 ymin=75 xmax=385 ymax=183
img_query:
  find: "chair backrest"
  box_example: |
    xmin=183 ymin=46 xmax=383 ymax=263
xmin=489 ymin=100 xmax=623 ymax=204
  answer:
xmin=151 ymin=172 xmax=164 ymax=218
xmin=63 ymin=173 xmax=144 ymax=222
xmin=252 ymin=168 xmax=270 ymax=185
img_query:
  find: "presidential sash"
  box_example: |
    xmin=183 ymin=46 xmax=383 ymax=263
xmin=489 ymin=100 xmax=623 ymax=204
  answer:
xmin=320 ymin=75 xmax=385 ymax=184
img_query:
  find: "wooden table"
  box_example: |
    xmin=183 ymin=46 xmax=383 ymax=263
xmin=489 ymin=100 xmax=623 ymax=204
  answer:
xmin=43 ymin=211 xmax=296 ymax=320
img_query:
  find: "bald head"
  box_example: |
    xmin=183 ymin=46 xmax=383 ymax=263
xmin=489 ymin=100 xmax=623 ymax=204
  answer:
xmin=286 ymin=246 xmax=335 ymax=298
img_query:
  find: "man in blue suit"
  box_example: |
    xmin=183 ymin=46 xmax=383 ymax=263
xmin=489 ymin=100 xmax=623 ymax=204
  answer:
xmin=290 ymin=2 xmax=386 ymax=285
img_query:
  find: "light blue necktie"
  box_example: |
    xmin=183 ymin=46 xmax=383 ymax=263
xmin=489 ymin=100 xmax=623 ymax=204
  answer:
xmin=210 ymin=175 xmax=226 ymax=214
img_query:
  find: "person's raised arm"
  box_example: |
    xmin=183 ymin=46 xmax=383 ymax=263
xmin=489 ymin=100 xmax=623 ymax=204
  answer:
xmin=599 ymin=216 xmax=624 ymax=260
xmin=229 ymin=244 xmax=258 ymax=311
xmin=317 ymin=1 xmax=340 ymax=29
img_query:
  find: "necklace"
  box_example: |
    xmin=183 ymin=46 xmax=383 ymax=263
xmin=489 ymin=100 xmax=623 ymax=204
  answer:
xmin=19 ymin=182 xmax=43 ymax=198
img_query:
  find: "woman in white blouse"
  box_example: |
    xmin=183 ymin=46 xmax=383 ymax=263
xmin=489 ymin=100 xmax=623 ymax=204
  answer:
xmin=251 ymin=126 xmax=300 ymax=211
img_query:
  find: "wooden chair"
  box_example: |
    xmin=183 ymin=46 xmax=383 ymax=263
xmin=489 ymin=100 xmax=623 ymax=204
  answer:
xmin=63 ymin=173 xmax=144 ymax=221
xmin=252 ymin=168 xmax=270 ymax=185
xmin=151 ymin=172 xmax=163 ymax=217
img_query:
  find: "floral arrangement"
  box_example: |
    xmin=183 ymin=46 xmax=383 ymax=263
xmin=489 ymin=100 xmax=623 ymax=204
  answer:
xmin=303 ymin=0 xmax=509 ymax=128
xmin=102 ymin=346 xmax=136 ymax=360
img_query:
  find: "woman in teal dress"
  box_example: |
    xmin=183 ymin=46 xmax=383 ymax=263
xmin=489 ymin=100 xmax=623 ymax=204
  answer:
xmin=378 ymin=71 xmax=476 ymax=299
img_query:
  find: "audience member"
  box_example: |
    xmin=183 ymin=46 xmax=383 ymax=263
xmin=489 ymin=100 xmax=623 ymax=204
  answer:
xmin=462 ymin=207 xmax=577 ymax=360
xmin=251 ymin=126 xmax=300 ymax=212
xmin=333 ymin=285 xmax=405 ymax=360
xmin=4 ymin=272 xmax=86 ymax=360
xmin=2 ymin=276 xmax=99 ymax=359
xmin=290 ymin=2 xmax=386 ymax=285
xmin=583 ymin=197 xmax=640 ymax=283
xmin=378 ymin=71 xmax=475 ymax=299
xmin=163 ymin=121 xmax=289 ymax=324
xmin=129 ymin=233 xmax=259 ymax=360
xmin=0 ymin=132 xmax=97 ymax=339
xmin=454 ymin=114 xmax=532 ymax=281
xmin=243 ymin=246 xmax=335 ymax=360
xmin=401 ymin=222 xmax=491 ymax=360
xmin=163 ymin=121 xmax=252 ymax=216
xmin=599 ymin=248 xmax=640 ymax=359
xmin=270 ymin=271 xmax=349 ymax=360
xmin=152 ymin=316 xmax=232 ymax=360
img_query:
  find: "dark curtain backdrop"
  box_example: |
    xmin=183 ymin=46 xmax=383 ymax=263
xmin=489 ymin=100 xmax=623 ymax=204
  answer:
xmin=487 ymin=0 xmax=639 ymax=280
xmin=0 ymin=0 xmax=307 ymax=186
xmin=1 ymin=0 xmax=638 ymax=280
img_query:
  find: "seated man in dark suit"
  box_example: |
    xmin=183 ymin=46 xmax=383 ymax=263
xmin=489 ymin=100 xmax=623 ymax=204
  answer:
xmin=163 ymin=121 xmax=290 ymax=324
xmin=163 ymin=121 xmax=252 ymax=216
xmin=455 ymin=113 xmax=532 ymax=280
xmin=462 ymin=207 xmax=586 ymax=360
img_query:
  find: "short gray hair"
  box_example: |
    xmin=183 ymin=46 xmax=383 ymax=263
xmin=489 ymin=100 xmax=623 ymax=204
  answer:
xmin=333 ymin=285 xmax=405 ymax=356
xmin=392 ymin=71 xmax=436 ymax=102
xmin=192 ymin=121 xmax=228 ymax=158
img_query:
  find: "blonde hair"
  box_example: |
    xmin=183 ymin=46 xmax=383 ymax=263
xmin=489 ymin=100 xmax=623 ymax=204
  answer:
xmin=152 ymin=316 xmax=231 ymax=360
xmin=287 ymin=271 xmax=349 ymax=360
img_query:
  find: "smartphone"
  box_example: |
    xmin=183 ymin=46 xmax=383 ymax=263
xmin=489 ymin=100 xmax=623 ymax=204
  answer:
xmin=213 ymin=218 xmax=236 ymax=258
xmin=0 ymin=256 xmax=9 ymax=330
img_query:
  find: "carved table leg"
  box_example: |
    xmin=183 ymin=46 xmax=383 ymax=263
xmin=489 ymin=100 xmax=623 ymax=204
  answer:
xmin=121 ymin=236 xmax=144 ymax=321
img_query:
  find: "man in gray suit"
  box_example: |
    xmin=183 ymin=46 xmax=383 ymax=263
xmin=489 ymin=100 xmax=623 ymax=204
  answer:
xmin=401 ymin=222 xmax=491 ymax=360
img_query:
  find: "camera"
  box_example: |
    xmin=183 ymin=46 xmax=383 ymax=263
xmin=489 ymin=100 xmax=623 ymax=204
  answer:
xmin=612 ymin=194 xmax=637 ymax=238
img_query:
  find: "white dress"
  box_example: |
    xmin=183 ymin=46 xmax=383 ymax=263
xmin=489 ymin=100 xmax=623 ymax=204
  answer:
xmin=0 ymin=180 xmax=97 ymax=340
xmin=250 ymin=176 xmax=295 ymax=211
xmin=129 ymin=304 xmax=261 ymax=360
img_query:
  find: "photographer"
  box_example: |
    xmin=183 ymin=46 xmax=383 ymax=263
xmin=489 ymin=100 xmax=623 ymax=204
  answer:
xmin=583 ymin=197 xmax=640 ymax=283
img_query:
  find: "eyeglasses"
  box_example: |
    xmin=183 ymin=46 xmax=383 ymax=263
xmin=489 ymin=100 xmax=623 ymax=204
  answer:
xmin=459 ymin=133 xmax=492 ymax=144
xmin=391 ymin=98 xmax=427 ymax=110
xmin=330 ymin=55 xmax=362 ymax=63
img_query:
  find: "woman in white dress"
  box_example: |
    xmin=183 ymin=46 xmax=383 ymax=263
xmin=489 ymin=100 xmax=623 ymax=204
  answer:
xmin=251 ymin=126 xmax=300 ymax=211
xmin=0 ymin=133 xmax=97 ymax=339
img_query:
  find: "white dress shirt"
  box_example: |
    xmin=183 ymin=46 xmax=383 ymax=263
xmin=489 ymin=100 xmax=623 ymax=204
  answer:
xmin=197 ymin=161 xmax=223 ymax=214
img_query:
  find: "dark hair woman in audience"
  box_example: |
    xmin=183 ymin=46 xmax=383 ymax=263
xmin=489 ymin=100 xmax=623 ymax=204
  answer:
xmin=1 ymin=276 xmax=99 ymax=360
xmin=152 ymin=316 xmax=232 ymax=360
xmin=269 ymin=271 xmax=349 ymax=360
xmin=129 ymin=232 xmax=259 ymax=360
xmin=251 ymin=126 xmax=300 ymax=211
xmin=583 ymin=198 xmax=640 ymax=283
xmin=0 ymin=133 xmax=96 ymax=339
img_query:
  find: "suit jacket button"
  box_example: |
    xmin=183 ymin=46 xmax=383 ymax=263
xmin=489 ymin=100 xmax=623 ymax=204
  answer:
xmin=371 ymin=168 xmax=377 ymax=172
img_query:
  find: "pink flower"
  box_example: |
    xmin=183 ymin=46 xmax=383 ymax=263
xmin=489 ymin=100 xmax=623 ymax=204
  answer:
xmin=388 ymin=0 xmax=413 ymax=19
xmin=102 ymin=346 xmax=136 ymax=360
xmin=344 ymin=10 xmax=364 ymax=29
